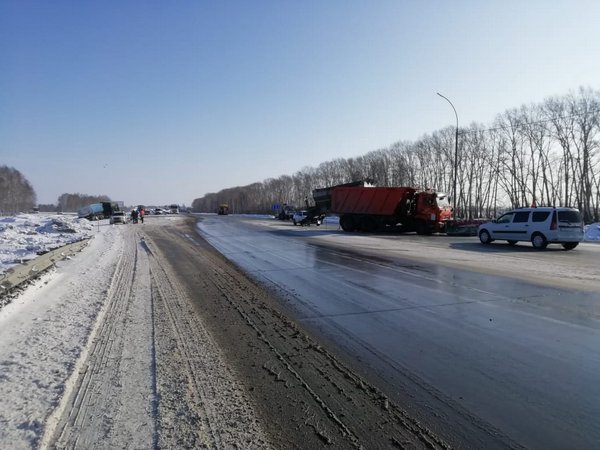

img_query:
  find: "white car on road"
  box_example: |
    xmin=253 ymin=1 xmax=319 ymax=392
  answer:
xmin=109 ymin=211 xmax=128 ymax=224
xmin=478 ymin=207 xmax=583 ymax=250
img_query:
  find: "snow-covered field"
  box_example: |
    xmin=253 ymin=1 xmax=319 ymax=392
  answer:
xmin=0 ymin=214 xmax=96 ymax=275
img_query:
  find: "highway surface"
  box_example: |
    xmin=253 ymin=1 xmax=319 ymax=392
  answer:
xmin=196 ymin=214 xmax=600 ymax=449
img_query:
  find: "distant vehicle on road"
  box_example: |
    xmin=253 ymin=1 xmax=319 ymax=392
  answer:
xmin=292 ymin=210 xmax=322 ymax=226
xmin=79 ymin=202 xmax=124 ymax=221
xmin=109 ymin=211 xmax=128 ymax=225
xmin=169 ymin=204 xmax=179 ymax=214
xmin=277 ymin=205 xmax=296 ymax=220
xmin=478 ymin=207 xmax=584 ymax=250
xmin=78 ymin=203 xmax=105 ymax=220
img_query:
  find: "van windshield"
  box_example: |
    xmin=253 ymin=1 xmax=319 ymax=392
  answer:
xmin=558 ymin=210 xmax=581 ymax=223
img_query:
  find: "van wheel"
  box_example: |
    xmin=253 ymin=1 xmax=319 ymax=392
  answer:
xmin=531 ymin=233 xmax=548 ymax=249
xmin=479 ymin=229 xmax=493 ymax=244
xmin=507 ymin=240 xmax=517 ymax=246
xmin=562 ymin=242 xmax=579 ymax=250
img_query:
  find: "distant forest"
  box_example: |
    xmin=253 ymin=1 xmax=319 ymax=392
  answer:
xmin=0 ymin=166 xmax=36 ymax=214
xmin=192 ymin=87 xmax=600 ymax=223
xmin=0 ymin=165 xmax=110 ymax=215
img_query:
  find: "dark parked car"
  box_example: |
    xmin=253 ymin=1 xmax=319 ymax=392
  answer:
xmin=292 ymin=210 xmax=322 ymax=226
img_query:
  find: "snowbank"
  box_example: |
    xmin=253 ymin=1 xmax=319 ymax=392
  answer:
xmin=0 ymin=223 xmax=122 ymax=448
xmin=0 ymin=213 xmax=95 ymax=275
xmin=585 ymin=223 xmax=600 ymax=241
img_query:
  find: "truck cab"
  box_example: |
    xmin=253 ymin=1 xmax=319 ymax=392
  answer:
xmin=412 ymin=191 xmax=453 ymax=234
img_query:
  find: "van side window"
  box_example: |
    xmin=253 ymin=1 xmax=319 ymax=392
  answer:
xmin=532 ymin=211 xmax=550 ymax=222
xmin=513 ymin=212 xmax=530 ymax=223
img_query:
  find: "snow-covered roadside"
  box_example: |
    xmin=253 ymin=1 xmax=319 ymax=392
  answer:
xmin=266 ymin=214 xmax=600 ymax=241
xmin=586 ymin=222 xmax=600 ymax=241
xmin=0 ymin=214 xmax=96 ymax=275
xmin=0 ymin=222 xmax=123 ymax=448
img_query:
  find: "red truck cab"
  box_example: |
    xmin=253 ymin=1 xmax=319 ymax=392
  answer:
xmin=413 ymin=191 xmax=453 ymax=233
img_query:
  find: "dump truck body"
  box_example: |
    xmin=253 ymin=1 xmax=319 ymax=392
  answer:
xmin=331 ymin=186 xmax=416 ymax=216
xmin=314 ymin=183 xmax=452 ymax=234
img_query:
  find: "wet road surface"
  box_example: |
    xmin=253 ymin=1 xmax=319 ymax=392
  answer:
xmin=196 ymin=214 xmax=600 ymax=448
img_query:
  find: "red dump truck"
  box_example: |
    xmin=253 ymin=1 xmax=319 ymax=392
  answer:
xmin=313 ymin=181 xmax=453 ymax=234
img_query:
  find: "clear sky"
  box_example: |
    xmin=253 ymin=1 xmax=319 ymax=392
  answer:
xmin=2 ymin=1 xmax=600 ymax=206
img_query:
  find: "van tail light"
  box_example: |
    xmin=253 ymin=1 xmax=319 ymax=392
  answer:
xmin=550 ymin=211 xmax=558 ymax=230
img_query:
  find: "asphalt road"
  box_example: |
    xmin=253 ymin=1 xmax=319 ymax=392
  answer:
xmin=196 ymin=214 xmax=600 ymax=449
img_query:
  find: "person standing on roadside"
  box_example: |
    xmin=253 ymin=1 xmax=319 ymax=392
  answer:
xmin=139 ymin=207 xmax=144 ymax=223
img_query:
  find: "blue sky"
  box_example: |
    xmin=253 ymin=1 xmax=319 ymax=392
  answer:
xmin=2 ymin=1 xmax=600 ymax=206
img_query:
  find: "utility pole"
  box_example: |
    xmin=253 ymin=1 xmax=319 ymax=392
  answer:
xmin=437 ymin=92 xmax=459 ymax=217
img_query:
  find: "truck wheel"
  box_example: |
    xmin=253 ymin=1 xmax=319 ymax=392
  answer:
xmin=416 ymin=221 xmax=430 ymax=235
xmin=340 ymin=215 xmax=355 ymax=232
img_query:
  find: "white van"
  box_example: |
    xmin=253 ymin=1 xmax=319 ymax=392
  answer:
xmin=478 ymin=207 xmax=584 ymax=250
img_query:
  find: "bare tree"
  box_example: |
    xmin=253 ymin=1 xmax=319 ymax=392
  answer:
xmin=56 ymin=193 xmax=110 ymax=212
xmin=567 ymin=88 xmax=600 ymax=222
xmin=191 ymin=88 xmax=600 ymax=221
xmin=0 ymin=166 xmax=37 ymax=214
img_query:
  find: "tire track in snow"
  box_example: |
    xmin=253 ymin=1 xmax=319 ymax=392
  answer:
xmin=43 ymin=222 xmax=271 ymax=449
xmin=43 ymin=226 xmax=155 ymax=449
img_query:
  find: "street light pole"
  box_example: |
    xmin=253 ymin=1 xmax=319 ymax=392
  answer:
xmin=437 ymin=92 xmax=459 ymax=217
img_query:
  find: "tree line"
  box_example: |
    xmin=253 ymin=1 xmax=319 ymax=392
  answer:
xmin=192 ymin=87 xmax=600 ymax=223
xmin=0 ymin=165 xmax=112 ymax=215
xmin=0 ymin=165 xmax=36 ymax=214
xmin=56 ymin=193 xmax=111 ymax=212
